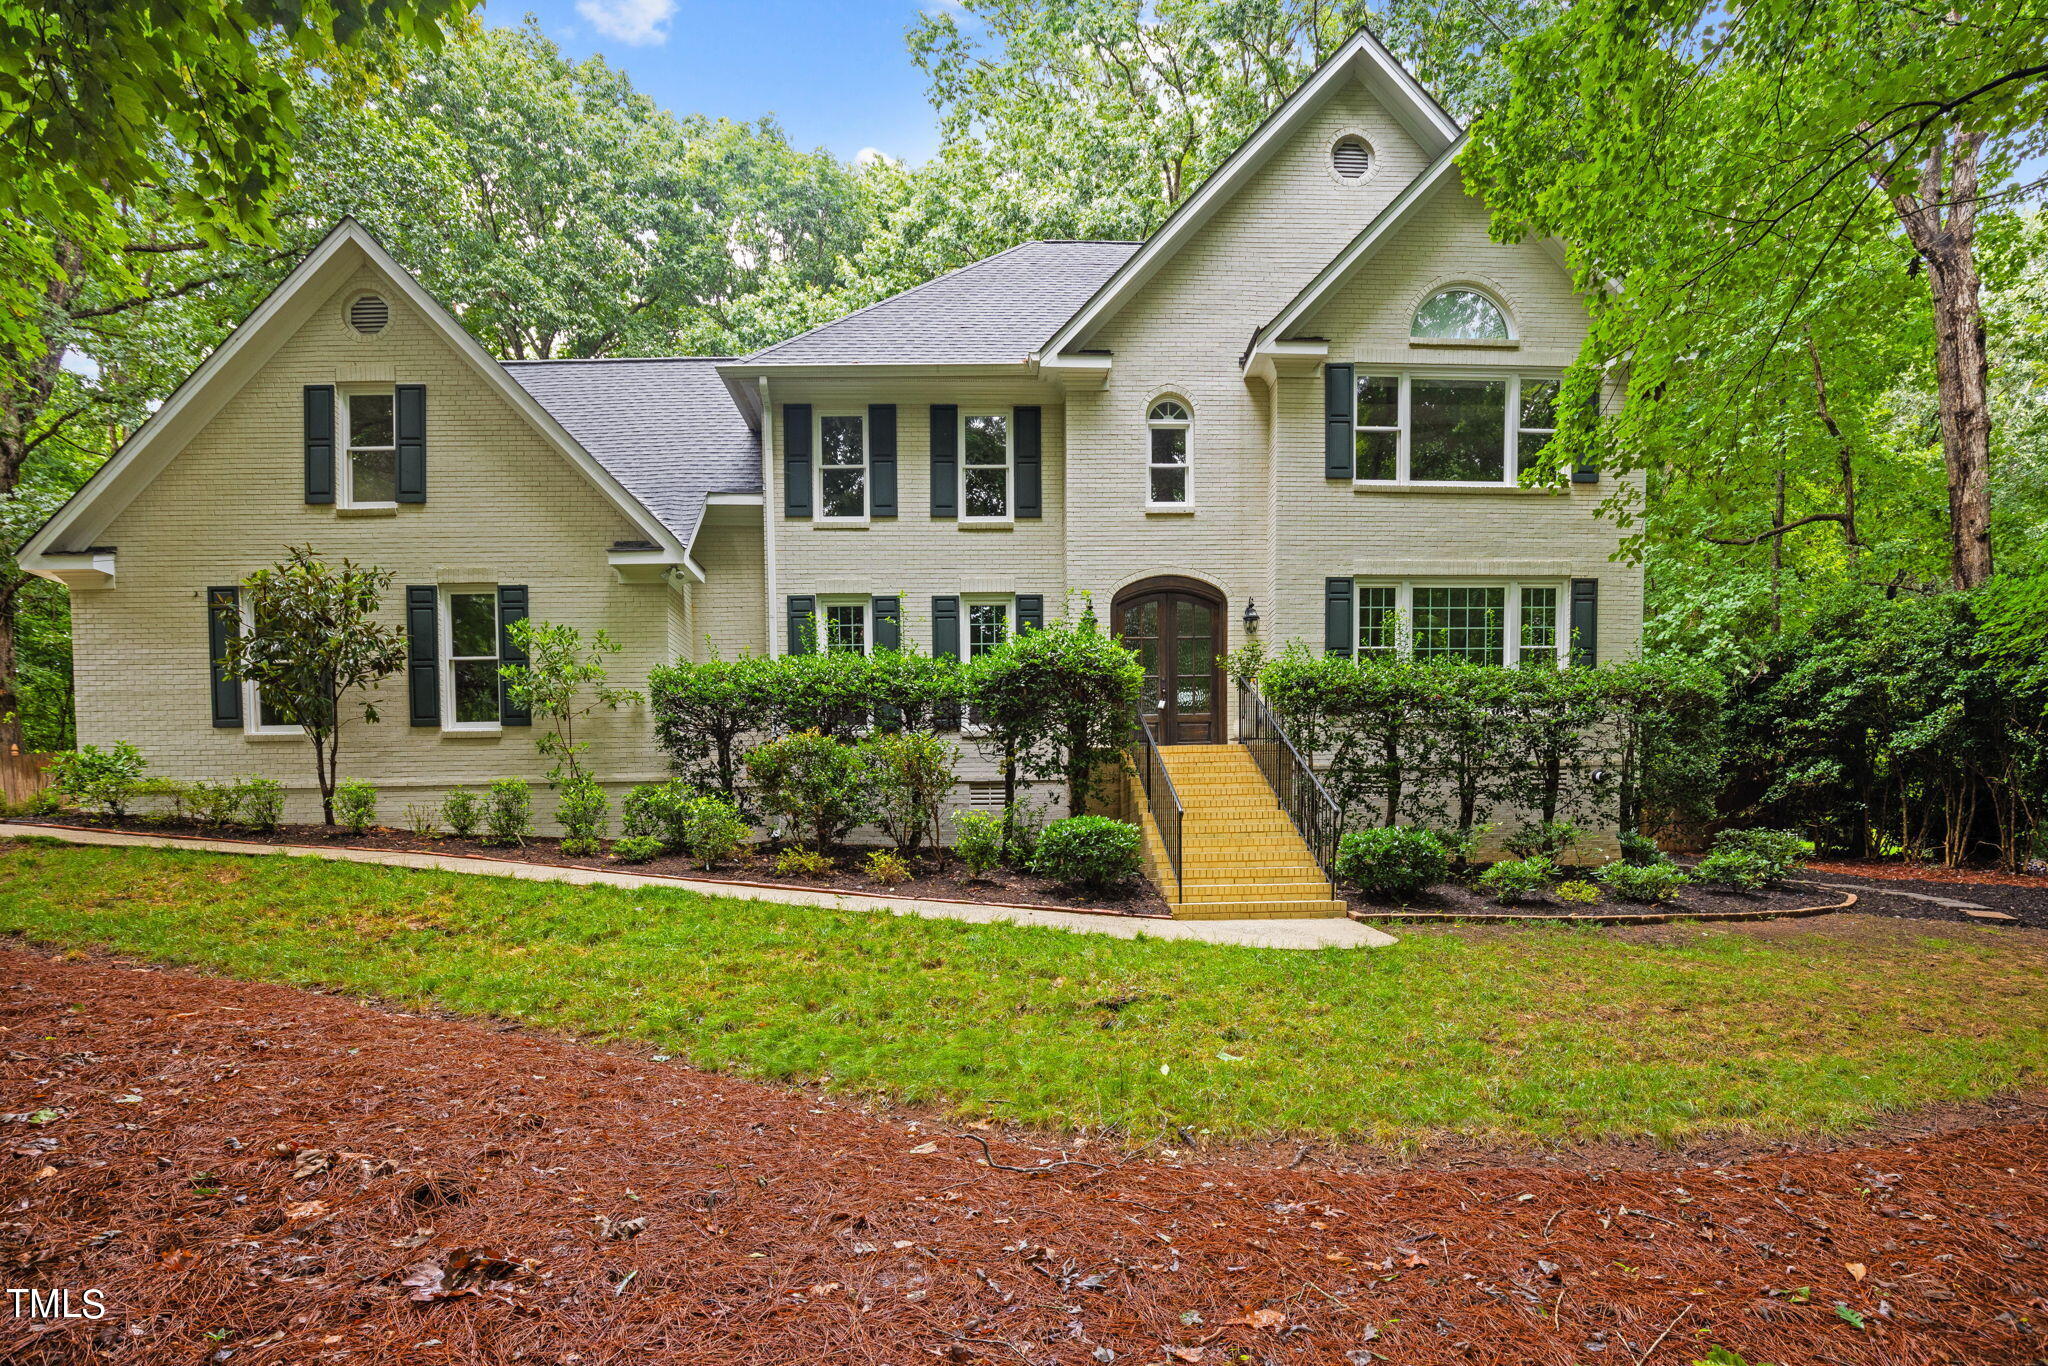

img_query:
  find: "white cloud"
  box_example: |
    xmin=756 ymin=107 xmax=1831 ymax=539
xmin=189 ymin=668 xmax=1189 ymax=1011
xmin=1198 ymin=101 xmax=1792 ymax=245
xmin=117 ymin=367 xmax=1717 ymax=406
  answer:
xmin=575 ymin=0 xmax=676 ymax=45
xmin=855 ymin=147 xmax=896 ymax=167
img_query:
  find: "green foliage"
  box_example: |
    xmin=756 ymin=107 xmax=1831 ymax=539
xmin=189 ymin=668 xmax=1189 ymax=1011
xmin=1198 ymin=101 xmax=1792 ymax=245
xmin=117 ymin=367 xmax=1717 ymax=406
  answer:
xmin=1554 ymin=879 xmax=1602 ymax=906
xmin=1618 ymin=830 xmax=1668 ymax=868
xmin=554 ymin=775 xmax=610 ymax=856
xmin=440 ymin=790 xmax=483 ymax=840
xmin=1029 ymin=816 xmax=1143 ymax=893
xmin=677 ymin=793 xmax=749 ymax=872
xmin=608 ymin=835 xmax=665 ymax=864
xmin=235 ymin=778 xmax=284 ymax=832
xmin=1713 ymin=828 xmax=1814 ymax=880
xmin=1693 ymin=849 xmax=1776 ymax=893
xmin=744 ymin=730 xmax=875 ymax=852
xmin=863 ymin=849 xmax=912 ymax=886
xmin=965 ymin=607 xmax=1145 ymax=817
xmin=620 ymin=779 xmax=695 ymax=849
xmin=501 ymin=619 xmax=640 ymax=787
xmin=1334 ymin=826 xmax=1451 ymax=901
xmin=183 ymin=780 xmax=241 ymax=828
xmin=648 ymin=655 xmax=782 ymax=802
xmin=860 ymin=730 xmax=956 ymax=853
xmin=951 ymin=811 xmax=1006 ymax=879
xmin=223 ymin=547 xmax=407 ymax=825
xmin=403 ymin=804 xmax=438 ymax=838
xmin=1506 ymin=820 xmax=1582 ymax=863
xmin=1479 ymin=855 xmax=1556 ymax=904
xmin=332 ymin=779 xmax=377 ymax=835
xmin=482 ymin=778 xmax=533 ymax=847
xmin=1595 ymin=861 xmax=1690 ymax=904
xmin=47 ymin=742 xmax=146 ymax=818
xmin=773 ymin=847 xmax=832 ymax=878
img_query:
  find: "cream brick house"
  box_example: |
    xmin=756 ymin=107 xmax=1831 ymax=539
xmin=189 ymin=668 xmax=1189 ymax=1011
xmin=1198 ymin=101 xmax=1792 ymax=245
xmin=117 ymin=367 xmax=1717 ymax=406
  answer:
xmin=23 ymin=32 xmax=1638 ymax=882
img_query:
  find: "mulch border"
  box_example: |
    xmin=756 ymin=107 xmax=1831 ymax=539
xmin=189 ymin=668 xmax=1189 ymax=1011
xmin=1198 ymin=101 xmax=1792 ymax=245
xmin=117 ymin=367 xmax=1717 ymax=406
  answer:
xmin=1350 ymin=882 xmax=1858 ymax=926
xmin=2 ymin=818 xmax=1175 ymax=921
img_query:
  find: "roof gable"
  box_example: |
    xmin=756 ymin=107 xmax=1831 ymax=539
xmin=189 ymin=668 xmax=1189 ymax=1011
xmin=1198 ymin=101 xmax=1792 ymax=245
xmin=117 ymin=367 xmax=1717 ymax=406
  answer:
xmin=22 ymin=221 xmax=694 ymax=578
xmin=1039 ymin=28 xmax=1461 ymax=359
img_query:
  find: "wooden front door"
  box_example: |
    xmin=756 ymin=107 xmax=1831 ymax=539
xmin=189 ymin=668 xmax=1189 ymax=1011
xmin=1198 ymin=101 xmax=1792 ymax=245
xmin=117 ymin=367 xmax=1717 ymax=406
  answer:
xmin=1115 ymin=579 xmax=1226 ymax=744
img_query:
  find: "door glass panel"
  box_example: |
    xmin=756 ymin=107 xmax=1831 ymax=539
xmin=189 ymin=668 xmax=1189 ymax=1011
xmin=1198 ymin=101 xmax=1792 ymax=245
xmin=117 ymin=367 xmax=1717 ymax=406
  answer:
xmin=1174 ymin=598 xmax=1213 ymax=713
xmin=1121 ymin=600 xmax=1162 ymax=714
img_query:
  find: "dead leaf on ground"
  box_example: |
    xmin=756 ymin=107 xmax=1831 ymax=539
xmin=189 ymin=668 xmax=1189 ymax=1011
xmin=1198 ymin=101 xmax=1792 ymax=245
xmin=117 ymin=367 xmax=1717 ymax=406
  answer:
xmin=283 ymin=1200 xmax=329 ymax=1222
xmin=1223 ymin=1308 xmax=1288 ymax=1331
xmin=1846 ymin=1262 xmax=1867 ymax=1281
xmin=594 ymin=1214 xmax=646 ymax=1240
xmin=158 ymin=1248 xmax=203 ymax=1272
xmin=399 ymin=1246 xmax=529 ymax=1302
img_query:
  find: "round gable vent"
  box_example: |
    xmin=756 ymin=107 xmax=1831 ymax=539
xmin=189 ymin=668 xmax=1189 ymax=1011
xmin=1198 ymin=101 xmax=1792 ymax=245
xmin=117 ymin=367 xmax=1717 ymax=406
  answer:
xmin=347 ymin=294 xmax=390 ymax=335
xmin=1332 ymin=135 xmax=1372 ymax=180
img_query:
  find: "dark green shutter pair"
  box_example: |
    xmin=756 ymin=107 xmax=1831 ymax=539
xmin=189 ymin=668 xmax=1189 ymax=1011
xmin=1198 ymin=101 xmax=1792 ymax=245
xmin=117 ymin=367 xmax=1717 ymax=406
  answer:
xmin=1321 ymin=576 xmax=1600 ymax=665
xmin=783 ymin=404 xmax=897 ymax=519
xmin=928 ymin=406 xmax=1041 ymax=519
xmin=402 ymin=585 xmax=529 ymax=726
xmin=784 ymin=595 xmax=906 ymax=656
xmin=1321 ymin=364 xmax=1599 ymax=483
xmin=303 ymin=384 xmax=426 ymax=503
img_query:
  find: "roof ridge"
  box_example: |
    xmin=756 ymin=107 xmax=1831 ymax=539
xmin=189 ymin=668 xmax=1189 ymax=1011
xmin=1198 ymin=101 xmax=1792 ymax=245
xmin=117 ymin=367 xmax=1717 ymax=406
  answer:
xmin=502 ymin=355 xmax=737 ymax=365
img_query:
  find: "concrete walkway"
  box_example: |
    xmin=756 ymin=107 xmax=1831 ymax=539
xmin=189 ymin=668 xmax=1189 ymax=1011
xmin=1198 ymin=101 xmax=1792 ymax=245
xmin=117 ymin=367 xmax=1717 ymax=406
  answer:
xmin=1 ymin=822 xmax=1396 ymax=951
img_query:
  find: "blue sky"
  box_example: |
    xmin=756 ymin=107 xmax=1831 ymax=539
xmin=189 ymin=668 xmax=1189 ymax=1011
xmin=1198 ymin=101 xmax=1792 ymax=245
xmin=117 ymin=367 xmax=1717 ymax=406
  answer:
xmin=474 ymin=0 xmax=949 ymax=164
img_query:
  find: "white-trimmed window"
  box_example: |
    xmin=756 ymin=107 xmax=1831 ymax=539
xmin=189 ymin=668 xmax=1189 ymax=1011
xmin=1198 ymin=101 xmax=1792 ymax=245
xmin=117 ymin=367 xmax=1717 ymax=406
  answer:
xmin=816 ymin=412 xmax=867 ymax=520
xmin=1355 ymin=579 xmax=1566 ymax=668
xmin=442 ymin=588 xmax=502 ymax=730
xmin=821 ymin=597 xmax=870 ymax=655
xmin=340 ymin=388 xmax=398 ymax=507
xmin=1412 ymin=287 xmax=1512 ymax=341
xmin=239 ymin=600 xmax=303 ymax=737
xmin=1146 ymin=399 xmax=1191 ymax=506
xmin=961 ymin=412 xmax=1011 ymax=520
xmin=962 ymin=596 xmax=1011 ymax=730
xmin=1352 ymin=373 xmax=1561 ymax=485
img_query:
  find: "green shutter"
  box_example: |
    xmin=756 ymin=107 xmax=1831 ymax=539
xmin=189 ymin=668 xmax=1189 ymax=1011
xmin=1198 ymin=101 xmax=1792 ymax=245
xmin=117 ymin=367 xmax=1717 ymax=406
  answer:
xmin=873 ymin=595 xmax=901 ymax=650
xmin=304 ymin=385 xmax=335 ymax=504
xmin=1014 ymin=406 xmax=1042 ymax=518
xmin=929 ymin=405 xmax=957 ymax=518
xmin=783 ymin=404 xmax=812 ymax=519
xmin=869 ymin=404 xmax=897 ymax=517
xmin=931 ymin=595 xmax=961 ymax=729
xmin=1324 ymin=363 xmax=1354 ymax=480
xmin=498 ymin=585 xmax=531 ymax=725
xmin=1324 ymin=577 xmax=1354 ymax=658
xmin=1016 ymin=594 xmax=1044 ymax=632
xmin=786 ymin=594 xmax=816 ymax=654
xmin=395 ymin=383 xmax=427 ymax=503
xmin=406 ymin=586 xmax=439 ymax=727
xmin=1571 ymin=461 xmax=1600 ymax=485
xmin=208 ymin=586 xmax=242 ymax=727
xmin=1570 ymin=579 xmax=1598 ymax=667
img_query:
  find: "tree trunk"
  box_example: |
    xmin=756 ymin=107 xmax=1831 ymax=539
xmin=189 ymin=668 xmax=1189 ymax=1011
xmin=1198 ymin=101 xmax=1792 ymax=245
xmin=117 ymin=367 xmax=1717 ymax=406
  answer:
xmin=1887 ymin=130 xmax=1993 ymax=588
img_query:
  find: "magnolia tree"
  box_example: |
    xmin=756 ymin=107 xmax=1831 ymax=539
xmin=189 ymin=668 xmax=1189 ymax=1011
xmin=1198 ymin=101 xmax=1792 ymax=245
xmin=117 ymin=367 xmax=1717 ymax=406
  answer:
xmin=224 ymin=546 xmax=405 ymax=825
xmin=500 ymin=620 xmax=640 ymax=786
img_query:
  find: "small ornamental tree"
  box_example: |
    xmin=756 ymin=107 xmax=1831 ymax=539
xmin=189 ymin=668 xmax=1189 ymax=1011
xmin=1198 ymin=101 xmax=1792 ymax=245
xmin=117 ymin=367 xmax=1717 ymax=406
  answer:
xmin=224 ymin=546 xmax=406 ymax=826
xmin=500 ymin=620 xmax=641 ymax=786
xmin=648 ymin=654 xmax=777 ymax=801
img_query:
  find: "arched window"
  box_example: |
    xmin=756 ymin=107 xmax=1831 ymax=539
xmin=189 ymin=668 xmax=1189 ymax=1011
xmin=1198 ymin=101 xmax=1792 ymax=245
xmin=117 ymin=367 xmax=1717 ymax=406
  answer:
xmin=1147 ymin=399 xmax=1191 ymax=505
xmin=1412 ymin=287 xmax=1510 ymax=341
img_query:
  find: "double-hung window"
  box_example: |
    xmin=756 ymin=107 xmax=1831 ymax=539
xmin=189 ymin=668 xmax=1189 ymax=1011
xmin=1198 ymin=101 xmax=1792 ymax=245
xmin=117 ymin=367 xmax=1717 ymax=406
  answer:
xmin=1146 ymin=400 xmax=1191 ymax=506
xmin=817 ymin=413 xmax=867 ymax=520
xmin=341 ymin=389 xmax=398 ymax=507
xmin=238 ymin=597 xmax=303 ymax=737
xmin=821 ymin=597 xmax=869 ymax=655
xmin=961 ymin=412 xmax=1010 ymax=520
xmin=1355 ymin=580 xmax=1565 ymax=667
xmin=1351 ymin=374 xmax=1561 ymax=486
xmin=442 ymin=589 xmax=502 ymax=729
xmin=963 ymin=596 xmax=1011 ymax=730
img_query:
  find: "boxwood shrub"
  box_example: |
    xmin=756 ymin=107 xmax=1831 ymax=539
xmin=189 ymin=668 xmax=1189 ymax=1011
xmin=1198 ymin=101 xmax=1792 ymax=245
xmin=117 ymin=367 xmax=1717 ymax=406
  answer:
xmin=1029 ymin=815 xmax=1143 ymax=892
xmin=1595 ymin=860 xmax=1689 ymax=903
xmin=1334 ymin=826 xmax=1450 ymax=900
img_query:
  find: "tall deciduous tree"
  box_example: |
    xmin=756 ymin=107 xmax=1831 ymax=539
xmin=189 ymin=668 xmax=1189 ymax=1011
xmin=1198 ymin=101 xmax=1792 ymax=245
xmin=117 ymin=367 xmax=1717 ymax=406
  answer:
xmin=1462 ymin=0 xmax=2047 ymax=590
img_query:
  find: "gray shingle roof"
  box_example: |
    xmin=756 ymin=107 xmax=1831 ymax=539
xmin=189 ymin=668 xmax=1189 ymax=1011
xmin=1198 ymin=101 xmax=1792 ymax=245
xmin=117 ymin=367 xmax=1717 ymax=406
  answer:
xmin=741 ymin=240 xmax=1141 ymax=367
xmin=505 ymin=357 xmax=760 ymax=551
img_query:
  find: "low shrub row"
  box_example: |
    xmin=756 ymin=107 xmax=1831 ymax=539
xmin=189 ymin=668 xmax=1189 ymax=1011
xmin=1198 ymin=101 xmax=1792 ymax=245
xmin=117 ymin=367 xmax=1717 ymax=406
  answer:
xmin=1333 ymin=824 xmax=1812 ymax=907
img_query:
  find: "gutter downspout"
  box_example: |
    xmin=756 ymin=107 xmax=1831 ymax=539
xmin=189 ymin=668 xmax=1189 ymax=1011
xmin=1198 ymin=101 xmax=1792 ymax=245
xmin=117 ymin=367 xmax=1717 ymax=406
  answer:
xmin=758 ymin=375 xmax=778 ymax=655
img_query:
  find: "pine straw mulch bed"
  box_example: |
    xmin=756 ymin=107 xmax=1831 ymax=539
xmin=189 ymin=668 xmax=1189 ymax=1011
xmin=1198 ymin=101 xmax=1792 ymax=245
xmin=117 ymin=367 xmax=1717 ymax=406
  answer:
xmin=7 ymin=814 xmax=1171 ymax=918
xmin=1343 ymin=878 xmax=1851 ymax=924
xmin=5 ymin=947 xmax=2045 ymax=1366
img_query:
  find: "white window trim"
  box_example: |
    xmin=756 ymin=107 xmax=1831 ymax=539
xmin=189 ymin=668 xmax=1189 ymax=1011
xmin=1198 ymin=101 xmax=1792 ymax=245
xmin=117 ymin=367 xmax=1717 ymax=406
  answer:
xmin=959 ymin=410 xmax=1014 ymax=524
xmin=1145 ymin=400 xmax=1192 ymax=510
xmin=439 ymin=586 xmax=503 ymax=733
xmin=1410 ymin=285 xmax=1517 ymax=343
xmin=1354 ymin=578 xmax=1568 ymax=668
xmin=1351 ymin=372 xmax=1561 ymax=488
xmin=238 ymin=599 xmax=305 ymax=738
xmin=337 ymin=384 xmax=398 ymax=510
xmin=818 ymin=595 xmax=872 ymax=656
xmin=814 ymin=411 xmax=869 ymax=524
xmin=960 ymin=594 xmax=1014 ymax=735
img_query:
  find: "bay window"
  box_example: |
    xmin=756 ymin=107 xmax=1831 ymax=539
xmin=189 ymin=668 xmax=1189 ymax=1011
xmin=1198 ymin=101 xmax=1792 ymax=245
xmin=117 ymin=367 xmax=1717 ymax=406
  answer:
xmin=1352 ymin=373 xmax=1562 ymax=485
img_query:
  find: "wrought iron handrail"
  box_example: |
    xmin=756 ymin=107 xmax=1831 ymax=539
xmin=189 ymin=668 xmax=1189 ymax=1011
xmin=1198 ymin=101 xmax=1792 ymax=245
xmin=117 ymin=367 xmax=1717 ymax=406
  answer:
xmin=1236 ymin=679 xmax=1342 ymax=894
xmin=1128 ymin=704 xmax=1184 ymax=895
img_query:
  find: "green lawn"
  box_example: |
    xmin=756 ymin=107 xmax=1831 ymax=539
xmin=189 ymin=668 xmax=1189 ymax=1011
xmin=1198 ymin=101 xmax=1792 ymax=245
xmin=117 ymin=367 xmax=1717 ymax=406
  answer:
xmin=3 ymin=839 xmax=2042 ymax=1146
